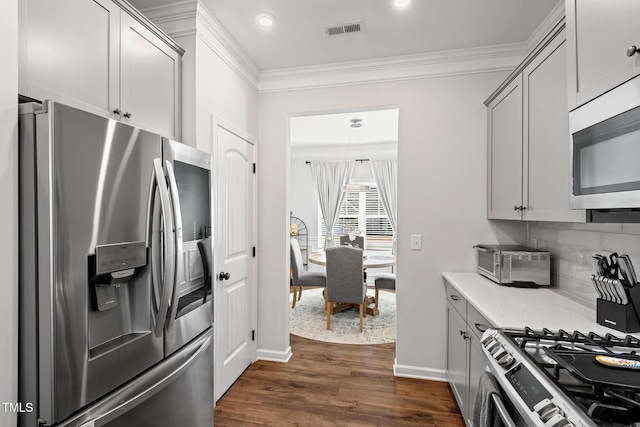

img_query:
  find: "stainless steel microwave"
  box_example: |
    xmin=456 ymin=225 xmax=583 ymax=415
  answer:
xmin=570 ymin=75 xmax=640 ymax=210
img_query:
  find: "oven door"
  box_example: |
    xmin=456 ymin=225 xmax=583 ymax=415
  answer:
xmin=483 ymin=370 xmax=532 ymax=427
xmin=570 ymin=75 xmax=640 ymax=209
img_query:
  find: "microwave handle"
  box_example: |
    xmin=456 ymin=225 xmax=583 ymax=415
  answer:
xmin=491 ymin=394 xmax=517 ymax=427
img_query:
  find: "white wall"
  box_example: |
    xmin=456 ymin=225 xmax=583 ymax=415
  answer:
xmin=258 ymin=73 xmax=527 ymax=376
xmin=1 ymin=0 xmax=18 ymax=424
xmin=171 ymin=31 xmax=258 ymax=152
xmin=289 ymin=159 xmax=319 ymax=248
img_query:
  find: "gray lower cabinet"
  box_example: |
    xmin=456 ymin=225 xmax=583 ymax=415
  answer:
xmin=445 ymin=280 xmax=493 ymax=427
xmin=446 ymin=302 xmax=468 ymax=418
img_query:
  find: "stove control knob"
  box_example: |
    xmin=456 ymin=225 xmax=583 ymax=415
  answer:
xmin=495 ymin=350 xmax=514 ymax=368
xmin=485 ymin=340 xmax=501 ymax=355
xmin=489 ymin=343 xmax=506 ymax=357
xmin=534 ymin=399 xmax=561 ymax=421
xmin=480 ymin=329 xmax=498 ymax=345
xmin=543 ymin=413 xmax=571 ymax=427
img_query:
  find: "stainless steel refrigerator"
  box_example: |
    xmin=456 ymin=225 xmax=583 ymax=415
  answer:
xmin=19 ymin=101 xmax=214 ymax=427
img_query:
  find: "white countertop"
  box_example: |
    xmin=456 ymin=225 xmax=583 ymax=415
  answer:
xmin=442 ymin=272 xmax=640 ymax=338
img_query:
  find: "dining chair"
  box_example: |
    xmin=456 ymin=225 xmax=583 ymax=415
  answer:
xmin=325 ymin=246 xmax=367 ymax=333
xmin=290 ymin=238 xmax=326 ymax=308
xmin=339 ymin=235 xmax=364 ymax=249
xmin=374 ymin=273 xmax=396 ymax=309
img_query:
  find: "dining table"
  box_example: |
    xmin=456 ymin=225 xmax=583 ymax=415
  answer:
xmin=308 ymin=251 xmax=396 ymax=269
xmin=308 ymin=251 xmax=395 ymax=316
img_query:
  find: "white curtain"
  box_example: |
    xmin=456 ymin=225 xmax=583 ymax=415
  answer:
xmin=310 ymin=160 xmax=355 ymax=249
xmin=370 ymin=159 xmax=398 ymax=254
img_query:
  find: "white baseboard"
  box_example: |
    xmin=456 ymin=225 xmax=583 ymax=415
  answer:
xmin=393 ymin=358 xmax=447 ymax=382
xmin=256 ymin=346 xmax=293 ymax=363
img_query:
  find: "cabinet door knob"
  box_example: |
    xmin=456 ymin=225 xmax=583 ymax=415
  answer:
xmin=218 ymin=272 xmax=230 ymax=281
xmin=123 ymin=112 xmax=132 ymax=119
xmin=628 ymin=45 xmax=638 ymax=57
xmin=521 ymin=206 xmax=526 ymax=211
xmin=514 ymin=205 xmax=519 ymax=211
xmin=113 ymin=108 xmax=121 ymax=116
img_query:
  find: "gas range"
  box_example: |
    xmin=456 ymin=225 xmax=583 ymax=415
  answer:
xmin=481 ymin=327 xmax=640 ymax=427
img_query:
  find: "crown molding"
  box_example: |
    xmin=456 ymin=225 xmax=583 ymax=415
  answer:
xmin=526 ymin=1 xmax=566 ymax=51
xmin=136 ymin=0 xmax=260 ymax=90
xmin=258 ymin=43 xmax=528 ymax=93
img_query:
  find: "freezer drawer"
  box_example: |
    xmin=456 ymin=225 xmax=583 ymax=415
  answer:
xmin=54 ymin=329 xmax=213 ymax=427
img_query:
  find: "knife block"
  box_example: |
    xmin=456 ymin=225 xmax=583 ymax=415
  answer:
xmin=596 ymin=285 xmax=640 ymax=333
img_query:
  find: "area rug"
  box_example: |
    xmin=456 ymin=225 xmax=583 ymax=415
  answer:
xmin=289 ymin=288 xmax=396 ymax=345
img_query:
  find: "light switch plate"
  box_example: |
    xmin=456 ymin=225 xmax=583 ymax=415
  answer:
xmin=410 ymin=234 xmax=422 ymax=250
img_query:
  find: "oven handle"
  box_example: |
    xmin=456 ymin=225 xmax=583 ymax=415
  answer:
xmin=491 ymin=394 xmax=517 ymax=427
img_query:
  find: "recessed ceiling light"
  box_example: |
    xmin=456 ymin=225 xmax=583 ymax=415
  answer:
xmin=257 ymin=13 xmax=276 ymax=28
xmin=394 ymin=0 xmax=411 ymax=7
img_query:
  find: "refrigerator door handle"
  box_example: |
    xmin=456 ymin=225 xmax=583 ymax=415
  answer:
xmin=164 ymin=160 xmax=184 ymax=332
xmin=148 ymin=158 xmax=176 ymax=337
xmin=55 ymin=331 xmax=212 ymax=427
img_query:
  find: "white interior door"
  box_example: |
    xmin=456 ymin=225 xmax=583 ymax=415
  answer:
xmin=214 ymin=121 xmax=255 ymax=401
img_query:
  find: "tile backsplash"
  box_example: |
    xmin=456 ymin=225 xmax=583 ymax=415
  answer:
xmin=529 ymin=222 xmax=640 ymax=309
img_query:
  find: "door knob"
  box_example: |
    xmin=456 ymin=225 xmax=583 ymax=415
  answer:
xmin=628 ymin=45 xmax=639 ymax=57
xmin=218 ymin=272 xmax=230 ymax=281
xmin=123 ymin=112 xmax=132 ymax=119
xmin=113 ymin=108 xmax=121 ymax=116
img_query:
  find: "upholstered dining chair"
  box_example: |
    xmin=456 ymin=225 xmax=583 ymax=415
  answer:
xmin=290 ymin=238 xmax=326 ymax=308
xmin=374 ymin=273 xmax=396 ymax=309
xmin=325 ymin=246 xmax=367 ymax=333
xmin=339 ymin=235 xmax=364 ymax=249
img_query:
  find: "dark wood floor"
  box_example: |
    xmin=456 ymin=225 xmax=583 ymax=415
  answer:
xmin=214 ymin=334 xmax=464 ymax=426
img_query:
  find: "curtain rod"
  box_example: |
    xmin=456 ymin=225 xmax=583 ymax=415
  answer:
xmin=305 ymin=159 xmax=369 ymax=164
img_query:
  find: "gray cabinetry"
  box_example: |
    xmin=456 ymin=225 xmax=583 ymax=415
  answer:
xmin=487 ymin=76 xmax=522 ymax=220
xmin=446 ymin=302 xmax=468 ymax=419
xmin=444 ymin=279 xmax=493 ymax=427
xmin=566 ymin=0 xmax=640 ymax=110
xmin=19 ymin=0 xmax=182 ymax=140
xmin=486 ymin=20 xmax=585 ymax=222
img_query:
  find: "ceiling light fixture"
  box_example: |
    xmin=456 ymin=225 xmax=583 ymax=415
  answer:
xmin=343 ymin=118 xmax=370 ymax=193
xmin=394 ymin=0 xmax=411 ymax=8
xmin=257 ymin=13 xmax=276 ymax=28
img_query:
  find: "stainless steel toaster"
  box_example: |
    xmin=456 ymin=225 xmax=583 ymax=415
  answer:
xmin=473 ymin=244 xmax=550 ymax=287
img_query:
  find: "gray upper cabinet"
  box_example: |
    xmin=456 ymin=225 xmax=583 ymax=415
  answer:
xmin=18 ymin=0 xmax=121 ymax=117
xmin=19 ymin=0 xmax=183 ymax=140
xmin=487 ymin=76 xmax=523 ymax=220
xmin=566 ymin=0 xmax=640 ymax=110
xmin=120 ymin=12 xmax=182 ymax=140
xmin=486 ymin=21 xmax=585 ymax=222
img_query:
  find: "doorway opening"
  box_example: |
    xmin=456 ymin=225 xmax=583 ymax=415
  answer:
xmin=288 ymin=107 xmax=399 ymax=344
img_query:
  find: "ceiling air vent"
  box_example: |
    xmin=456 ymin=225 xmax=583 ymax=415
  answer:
xmin=323 ymin=20 xmax=365 ymax=38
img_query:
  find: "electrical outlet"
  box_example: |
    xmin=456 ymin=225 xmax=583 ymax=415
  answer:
xmin=410 ymin=234 xmax=422 ymax=251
